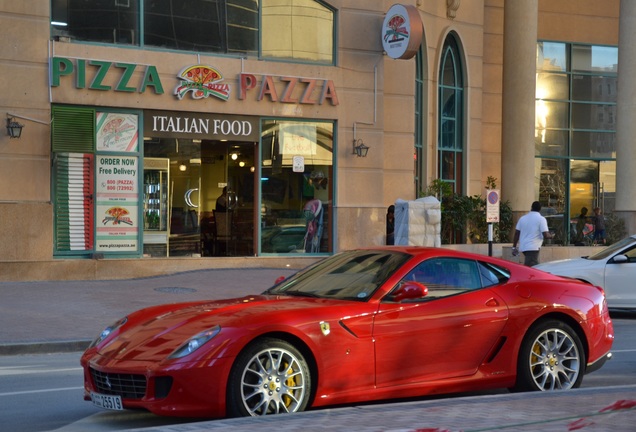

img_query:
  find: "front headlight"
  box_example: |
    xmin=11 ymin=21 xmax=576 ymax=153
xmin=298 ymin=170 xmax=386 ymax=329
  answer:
xmin=169 ymin=325 xmax=221 ymax=359
xmin=88 ymin=316 xmax=128 ymax=349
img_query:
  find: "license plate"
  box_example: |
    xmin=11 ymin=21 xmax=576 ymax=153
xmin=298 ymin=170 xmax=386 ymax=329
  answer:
xmin=91 ymin=392 xmax=123 ymax=411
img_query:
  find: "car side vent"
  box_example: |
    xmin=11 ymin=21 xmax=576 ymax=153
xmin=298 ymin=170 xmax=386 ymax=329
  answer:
xmin=154 ymin=376 xmax=174 ymax=399
xmin=484 ymin=336 xmax=507 ymax=363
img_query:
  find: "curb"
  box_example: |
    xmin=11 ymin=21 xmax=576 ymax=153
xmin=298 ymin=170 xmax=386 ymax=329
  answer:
xmin=0 ymin=340 xmax=91 ymax=356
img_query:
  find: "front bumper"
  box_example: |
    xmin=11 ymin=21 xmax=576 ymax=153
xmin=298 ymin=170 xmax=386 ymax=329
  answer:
xmin=82 ymin=351 xmax=234 ymax=418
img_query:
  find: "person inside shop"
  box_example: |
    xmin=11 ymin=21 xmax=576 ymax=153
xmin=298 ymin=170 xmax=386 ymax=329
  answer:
xmin=593 ymin=207 xmax=606 ymax=245
xmin=200 ymin=211 xmax=215 ymax=256
xmin=574 ymin=206 xmax=590 ymax=245
xmin=386 ymin=205 xmax=395 ymax=245
xmin=216 ymin=187 xmax=228 ymax=212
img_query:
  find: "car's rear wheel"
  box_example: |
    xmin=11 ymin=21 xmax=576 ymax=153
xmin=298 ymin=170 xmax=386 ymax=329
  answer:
xmin=226 ymin=338 xmax=311 ymax=417
xmin=514 ymin=320 xmax=585 ymax=392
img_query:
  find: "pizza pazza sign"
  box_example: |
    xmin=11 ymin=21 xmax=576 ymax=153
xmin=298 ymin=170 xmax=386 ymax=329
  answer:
xmin=50 ymin=57 xmax=339 ymax=106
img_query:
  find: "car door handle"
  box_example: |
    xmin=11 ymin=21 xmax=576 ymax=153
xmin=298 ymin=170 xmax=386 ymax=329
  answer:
xmin=486 ymin=298 xmax=500 ymax=307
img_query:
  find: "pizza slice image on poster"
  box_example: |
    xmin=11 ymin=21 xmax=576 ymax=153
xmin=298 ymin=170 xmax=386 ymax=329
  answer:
xmin=96 ymin=112 xmax=139 ymax=152
xmin=102 ymin=206 xmax=133 ymax=225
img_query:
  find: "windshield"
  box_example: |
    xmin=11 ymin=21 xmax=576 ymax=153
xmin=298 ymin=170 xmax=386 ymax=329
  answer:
xmin=586 ymin=236 xmax=636 ymax=260
xmin=264 ymin=250 xmax=411 ymax=301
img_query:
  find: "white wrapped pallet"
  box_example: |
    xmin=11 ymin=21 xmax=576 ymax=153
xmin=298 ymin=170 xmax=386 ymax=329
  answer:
xmin=394 ymin=197 xmax=441 ymax=247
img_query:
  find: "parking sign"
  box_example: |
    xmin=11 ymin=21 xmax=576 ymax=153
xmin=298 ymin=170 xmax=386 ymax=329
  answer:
xmin=486 ymin=189 xmax=500 ymax=223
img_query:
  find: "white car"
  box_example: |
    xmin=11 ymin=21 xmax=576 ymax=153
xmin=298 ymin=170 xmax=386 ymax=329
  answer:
xmin=535 ymin=235 xmax=636 ymax=310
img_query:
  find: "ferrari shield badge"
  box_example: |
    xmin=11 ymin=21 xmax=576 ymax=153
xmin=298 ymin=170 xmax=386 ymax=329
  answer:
xmin=320 ymin=321 xmax=330 ymax=336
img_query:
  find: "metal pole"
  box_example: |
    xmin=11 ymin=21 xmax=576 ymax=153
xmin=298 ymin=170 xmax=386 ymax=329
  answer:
xmin=488 ymin=223 xmax=493 ymax=257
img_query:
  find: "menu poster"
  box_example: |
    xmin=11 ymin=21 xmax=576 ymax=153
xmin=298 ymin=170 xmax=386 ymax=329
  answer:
xmin=95 ymin=156 xmax=139 ymax=252
xmin=96 ymin=112 xmax=139 ymax=152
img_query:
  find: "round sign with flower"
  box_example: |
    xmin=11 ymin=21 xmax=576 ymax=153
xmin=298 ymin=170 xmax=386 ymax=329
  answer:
xmin=382 ymin=4 xmax=423 ymax=60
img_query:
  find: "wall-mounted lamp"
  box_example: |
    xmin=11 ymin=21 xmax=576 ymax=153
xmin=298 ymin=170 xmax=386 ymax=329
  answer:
xmin=179 ymin=163 xmax=187 ymax=172
xmin=352 ymin=139 xmax=370 ymax=157
xmin=6 ymin=116 xmax=24 ymax=139
xmin=6 ymin=112 xmax=50 ymax=139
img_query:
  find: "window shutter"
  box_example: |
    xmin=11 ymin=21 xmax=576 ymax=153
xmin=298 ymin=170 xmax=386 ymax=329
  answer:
xmin=52 ymin=106 xmax=95 ymax=153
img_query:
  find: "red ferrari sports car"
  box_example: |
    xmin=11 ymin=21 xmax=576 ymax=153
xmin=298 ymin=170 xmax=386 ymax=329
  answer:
xmin=81 ymin=247 xmax=614 ymax=418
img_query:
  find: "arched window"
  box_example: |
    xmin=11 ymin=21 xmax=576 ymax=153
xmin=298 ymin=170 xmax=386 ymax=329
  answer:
xmin=415 ymin=44 xmax=425 ymax=196
xmin=438 ymin=34 xmax=464 ymax=194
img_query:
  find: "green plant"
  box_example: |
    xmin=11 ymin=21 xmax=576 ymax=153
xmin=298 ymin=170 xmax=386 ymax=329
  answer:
xmin=605 ymin=212 xmax=627 ymax=245
xmin=421 ymin=177 xmax=513 ymax=245
xmin=145 ymin=211 xmax=160 ymax=230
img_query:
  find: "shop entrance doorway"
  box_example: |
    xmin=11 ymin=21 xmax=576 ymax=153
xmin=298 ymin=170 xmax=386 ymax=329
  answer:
xmin=200 ymin=141 xmax=256 ymax=256
xmin=569 ymin=160 xmax=615 ymax=245
xmin=143 ymin=138 xmax=256 ymax=257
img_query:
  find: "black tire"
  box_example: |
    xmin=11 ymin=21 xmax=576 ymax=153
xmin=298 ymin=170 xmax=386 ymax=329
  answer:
xmin=226 ymin=338 xmax=311 ymax=417
xmin=513 ymin=320 xmax=585 ymax=392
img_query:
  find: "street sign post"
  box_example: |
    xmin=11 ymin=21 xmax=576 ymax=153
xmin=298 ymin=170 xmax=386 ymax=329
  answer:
xmin=486 ymin=189 xmax=500 ymax=256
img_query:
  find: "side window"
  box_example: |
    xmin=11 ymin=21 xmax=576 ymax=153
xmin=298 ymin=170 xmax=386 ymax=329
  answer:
xmin=477 ymin=261 xmax=511 ymax=287
xmin=620 ymin=247 xmax=636 ymax=262
xmin=404 ymin=258 xmax=480 ymax=297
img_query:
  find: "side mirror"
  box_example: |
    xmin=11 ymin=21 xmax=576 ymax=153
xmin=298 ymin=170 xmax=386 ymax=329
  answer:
xmin=392 ymin=281 xmax=428 ymax=302
xmin=274 ymin=276 xmax=286 ymax=284
xmin=612 ymin=254 xmax=629 ymax=263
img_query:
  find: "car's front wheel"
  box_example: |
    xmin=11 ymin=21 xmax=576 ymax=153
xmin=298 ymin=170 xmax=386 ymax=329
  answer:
xmin=514 ymin=320 xmax=585 ymax=392
xmin=226 ymin=338 xmax=311 ymax=417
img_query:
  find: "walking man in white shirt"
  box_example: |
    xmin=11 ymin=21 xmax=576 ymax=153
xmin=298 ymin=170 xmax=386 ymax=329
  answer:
xmin=512 ymin=201 xmax=554 ymax=266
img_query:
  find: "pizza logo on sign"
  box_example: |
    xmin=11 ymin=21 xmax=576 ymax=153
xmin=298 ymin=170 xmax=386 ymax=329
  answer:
xmin=174 ymin=65 xmax=231 ymax=101
xmin=102 ymin=207 xmax=133 ymax=226
xmin=383 ymin=14 xmax=408 ymax=43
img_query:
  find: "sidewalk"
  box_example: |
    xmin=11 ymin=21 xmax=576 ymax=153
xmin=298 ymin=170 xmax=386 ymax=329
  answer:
xmin=1 ymin=269 xmax=635 ymax=431
xmin=0 ymin=268 xmax=294 ymax=354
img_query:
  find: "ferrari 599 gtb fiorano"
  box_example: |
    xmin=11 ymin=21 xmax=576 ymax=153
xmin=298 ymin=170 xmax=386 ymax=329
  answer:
xmin=81 ymin=247 xmax=614 ymax=418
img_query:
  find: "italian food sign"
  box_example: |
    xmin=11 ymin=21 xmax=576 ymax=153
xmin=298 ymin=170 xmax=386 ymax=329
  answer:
xmin=382 ymin=4 xmax=423 ymax=60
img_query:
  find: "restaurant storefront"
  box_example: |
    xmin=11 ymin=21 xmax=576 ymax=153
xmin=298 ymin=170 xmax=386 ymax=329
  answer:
xmin=41 ymin=0 xmax=341 ymax=262
xmin=140 ymin=114 xmax=334 ymax=258
xmin=50 ymin=60 xmax=336 ymax=259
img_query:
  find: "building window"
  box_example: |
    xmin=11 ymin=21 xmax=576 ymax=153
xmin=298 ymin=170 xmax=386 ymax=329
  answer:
xmin=261 ymin=0 xmax=335 ymax=64
xmin=414 ymin=45 xmax=425 ymax=196
xmin=437 ymin=34 xmax=464 ymax=195
xmin=51 ymin=0 xmax=335 ymax=64
xmin=260 ymin=120 xmax=333 ymax=254
xmin=143 ymin=0 xmax=258 ymax=55
xmin=536 ymin=41 xmax=617 ymax=244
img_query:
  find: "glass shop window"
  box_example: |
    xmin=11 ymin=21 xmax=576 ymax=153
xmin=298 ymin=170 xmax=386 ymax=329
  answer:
xmin=260 ymin=120 xmax=333 ymax=254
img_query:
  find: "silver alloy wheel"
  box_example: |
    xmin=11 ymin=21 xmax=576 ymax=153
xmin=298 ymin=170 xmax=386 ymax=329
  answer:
xmin=239 ymin=347 xmax=308 ymax=416
xmin=527 ymin=327 xmax=581 ymax=390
